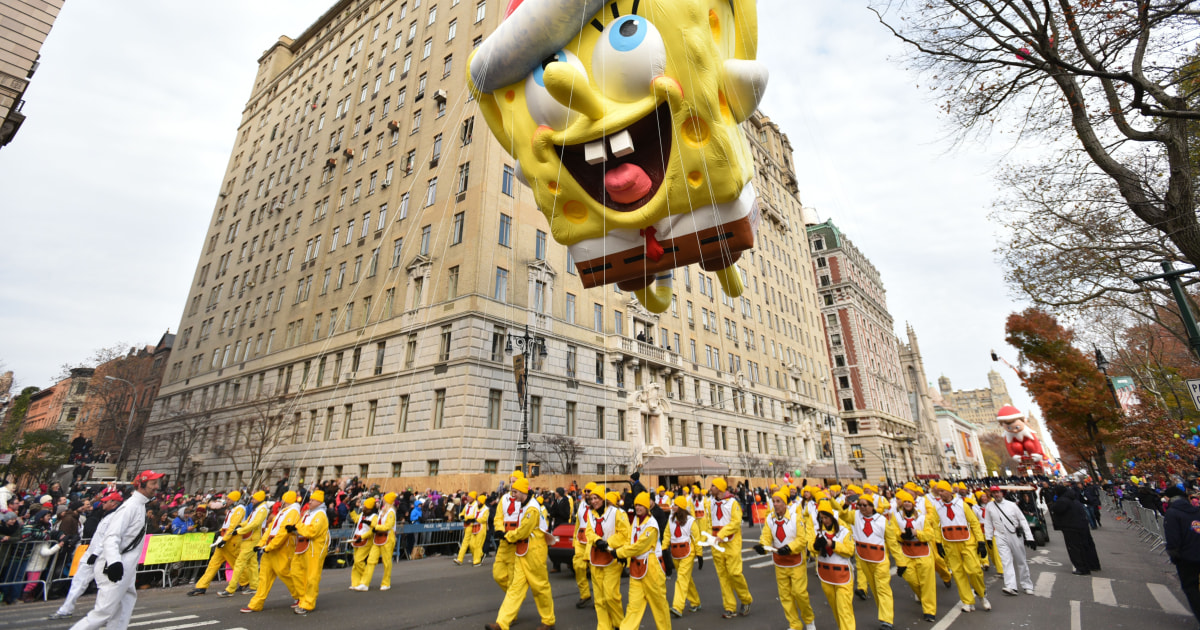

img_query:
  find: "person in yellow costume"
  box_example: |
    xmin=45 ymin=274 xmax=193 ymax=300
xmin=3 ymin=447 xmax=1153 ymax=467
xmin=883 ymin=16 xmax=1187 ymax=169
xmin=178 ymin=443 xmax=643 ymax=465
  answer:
xmin=461 ymin=493 xmax=489 ymax=567
xmin=289 ymin=490 xmax=329 ymax=615
xmin=930 ymin=480 xmax=989 ymax=613
xmin=241 ymin=491 xmax=302 ymax=614
xmin=572 ymin=482 xmax=597 ymax=609
xmin=349 ymin=496 xmax=377 ymax=591
xmin=906 ymin=481 xmax=953 ymax=587
xmin=852 ymin=494 xmax=895 ymax=630
xmin=887 ymin=490 xmax=938 ymax=623
xmin=456 ymin=491 xmax=480 ymax=566
xmin=709 ymin=477 xmax=752 ymax=618
xmin=754 ymin=490 xmax=815 ymax=630
xmin=665 ymin=495 xmax=701 ymax=617
xmin=485 ymin=477 xmax=556 ymax=630
xmin=188 ymin=490 xmax=245 ymax=596
xmin=366 ymin=492 xmax=397 ymax=589
xmin=972 ymin=491 xmax=1004 ymax=576
xmin=493 ymin=470 xmax=525 ymax=591
xmin=616 ymin=492 xmax=670 ymax=630
xmin=811 ymin=500 xmax=856 ymax=630
xmin=227 ymin=490 xmax=269 ymax=596
xmin=586 ymin=487 xmax=630 ymax=630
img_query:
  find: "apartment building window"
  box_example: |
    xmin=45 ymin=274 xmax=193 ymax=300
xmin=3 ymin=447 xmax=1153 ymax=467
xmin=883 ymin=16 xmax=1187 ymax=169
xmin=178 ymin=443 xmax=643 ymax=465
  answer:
xmin=451 ymin=212 xmax=464 ymax=244
xmin=461 ymin=117 xmax=474 ymax=145
xmin=498 ymin=213 xmax=512 ymax=246
xmin=487 ymin=389 xmax=502 ymax=429
xmin=484 ymin=460 xmax=498 ymax=474
xmin=456 ymin=162 xmax=470 ymax=193
xmin=324 ymin=407 xmax=335 ymax=440
xmin=529 ymin=395 xmax=542 ymax=433
xmin=399 ymin=192 xmax=410 ymax=218
xmin=476 ymin=0 xmax=487 ymax=23
xmin=366 ymin=400 xmax=378 ymax=435
xmin=534 ymin=230 xmax=546 ymax=260
xmin=428 ymin=460 xmax=439 ymax=476
xmin=411 ymin=276 xmax=424 ymax=308
xmin=837 ymin=375 xmax=850 ymax=389
xmin=391 ymin=238 xmax=404 ymax=268
xmin=432 ymin=389 xmax=446 ymax=428
xmin=834 ymin=354 xmax=845 ymax=367
xmin=398 ymin=394 xmax=410 ymax=431
xmin=425 ymin=177 xmax=437 ymax=206
xmin=566 ymin=345 xmax=577 ymax=378
xmin=443 ymin=54 xmax=453 ymax=78
xmin=614 ymin=311 xmax=623 ymax=336
xmin=420 ymin=225 xmax=431 ymax=254
xmin=439 ymin=325 xmax=452 ymax=361
xmin=447 ymin=265 xmax=459 ymax=299
xmin=375 ymin=342 xmax=386 ymax=375
xmin=843 ymin=398 xmax=854 ymax=411
xmin=501 ymin=165 xmax=515 ymax=196
xmin=341 ymin=404 xmax=353 ymax=439
xmin=565 ymin=401 xmax=576 ymax=436
xmin=593 ymin=303 xmax=603 ymax=332
xmin=391 ymin=462 xmax=402 ymax=477
xmin=565 ymin=293 xmax=576 ymax=324
xmin=494 ymin=267 xmax=508 ymax=301
xmin=533 ymin=280 xmax=546 ymax=313
xmin=617 ymin=410 xmax=626 ymax=440
xmin=405 ymin=333 xmax=418 ymax=367
xmin=595 ymin=351 xmax=605 ymax=384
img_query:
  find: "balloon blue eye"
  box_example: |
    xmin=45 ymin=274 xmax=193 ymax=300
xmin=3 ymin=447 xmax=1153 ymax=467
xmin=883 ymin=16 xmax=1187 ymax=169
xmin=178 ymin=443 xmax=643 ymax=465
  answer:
xmin=608 ymin=16 xmax=647 ymax=52
xmin=532 ymin=51 xmax=569 ymax=87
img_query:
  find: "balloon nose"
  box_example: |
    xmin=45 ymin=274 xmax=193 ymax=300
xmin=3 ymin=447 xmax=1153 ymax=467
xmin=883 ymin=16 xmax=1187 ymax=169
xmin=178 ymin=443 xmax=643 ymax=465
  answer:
xmin=541 ymin=61 xmax=604 ymax=121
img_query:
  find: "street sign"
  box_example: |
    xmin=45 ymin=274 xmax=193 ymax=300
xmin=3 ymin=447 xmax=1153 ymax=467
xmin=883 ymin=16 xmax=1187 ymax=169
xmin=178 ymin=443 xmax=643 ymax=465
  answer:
xmin=0 ymin=454 xmax=11 ymax=465
xmin=1187 ymin=379 xmax=1200 ymax=411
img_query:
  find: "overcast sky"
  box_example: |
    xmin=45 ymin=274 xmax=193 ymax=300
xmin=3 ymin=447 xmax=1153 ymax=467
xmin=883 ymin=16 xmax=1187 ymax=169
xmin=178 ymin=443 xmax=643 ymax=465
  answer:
xmin=0 ymin=1 xmax=1048 ymax=450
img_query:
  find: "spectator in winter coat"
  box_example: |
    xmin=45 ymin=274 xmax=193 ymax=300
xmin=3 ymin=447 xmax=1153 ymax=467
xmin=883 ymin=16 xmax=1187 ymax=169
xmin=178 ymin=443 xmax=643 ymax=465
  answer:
xmin=1049 ymin=488 xmax=1101 ymax=575
xmin=1164 ymin=487 xmax=1200 ymax=625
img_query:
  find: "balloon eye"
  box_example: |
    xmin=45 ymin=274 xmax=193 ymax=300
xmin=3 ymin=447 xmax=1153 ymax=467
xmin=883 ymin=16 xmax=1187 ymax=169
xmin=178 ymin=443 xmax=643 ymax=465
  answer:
xmin=609 ymin=16 xmax=647 ymax=52
xmin=592 ymin=16 xmax=665 ymax=102
xmin=532 ymin=51 xmax=569 ymax=87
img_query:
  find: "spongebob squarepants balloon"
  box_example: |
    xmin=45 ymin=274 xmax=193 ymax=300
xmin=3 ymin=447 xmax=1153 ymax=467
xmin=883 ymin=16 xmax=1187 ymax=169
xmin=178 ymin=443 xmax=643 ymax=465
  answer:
xmin=468 ymin=0 xmax=767 ymax=313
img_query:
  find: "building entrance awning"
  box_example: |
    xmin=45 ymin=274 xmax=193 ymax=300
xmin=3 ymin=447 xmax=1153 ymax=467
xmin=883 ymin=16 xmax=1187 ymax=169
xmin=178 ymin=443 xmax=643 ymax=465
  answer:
xmin=641 ymin=455 xmax=730 ymax=476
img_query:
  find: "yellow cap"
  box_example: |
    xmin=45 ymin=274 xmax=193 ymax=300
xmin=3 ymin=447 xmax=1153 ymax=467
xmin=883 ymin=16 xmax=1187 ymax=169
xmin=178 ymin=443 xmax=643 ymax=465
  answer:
xmin=864 ymin=484 xmax=879 ymax=494
xmin=227 ymin=490 xmax=242 ymax=502
xmin=584 ymin=482 xmax=597 ymax=493
xmin=384 ymin=492 xmax=396 ymax=504
xmin=512 ymin=478 xmax=530 ymax=493
xmin=711 ymin=477 xmax=728 ymax=492
xmin=904 ymin=482 xmax=921 ymax=494
xmin=896 ymin=490 xmax=914 ymax=503
xmin=691 ymin=486 xmax=701 ymax=495
xmin=310 ymin=490 xmax=324 ymax=503
xmin=847 ymin=485 xmax=863 ymax=495
xmin=511 ymin=469 xmax=525 ymax=480
xmin=657 ymin=485 xmax=666 ymax=493
xmin=829 ymin=484 xmax=842 ymax=494
xmin=282 ymin=491 xmax=297 ymax=504
xmin=955 ymin=482 xmax=968 ymax=491
xmin=802 ymin=485 xmax=816 ymax=497
xmin=673 ymin=496 xmax=689 ymax=510
xmin=252 ymin=491 xmax=266 ymax=502
xmin=974 ymin=490 xmax=986 ymax=499
xmin=634 ymin=492 xmax=652 ymax=510
xmin=769 ymin=484 xmax=779 ymax=491
xmin=468 ymin=491 xmax=478 ymax=499
xmin=858 ymin=493 xmax=875 ymax=506
xmin=591 ymin=485 xmax=607 ymax=498
xmin=817 ymin=499 xmax=835 ymax=515
xmin=933 ymin=480 xmax=953 ymax=493
xmin=666 ymin=491 xmax=674 ymax=499
xmin=965 ymin=496 xmax=977 ymax=506
xmin=363 ymin=497 xmax=377 ymax=509
xmin=772 ymin=491 xmax=789 ymax=504
xmin=478 ymin=495 xmax=486 ymax=504
xmin=605 ymin=491 xmax=620 ymax=506
xmin=537 ymin=495 xmax=545 ymax=505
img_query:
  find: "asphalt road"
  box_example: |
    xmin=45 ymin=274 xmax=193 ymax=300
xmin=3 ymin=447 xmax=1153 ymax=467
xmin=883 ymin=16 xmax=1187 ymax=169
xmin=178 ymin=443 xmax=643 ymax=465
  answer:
xmin=8 ymin=516 xmax=1195 ymax=630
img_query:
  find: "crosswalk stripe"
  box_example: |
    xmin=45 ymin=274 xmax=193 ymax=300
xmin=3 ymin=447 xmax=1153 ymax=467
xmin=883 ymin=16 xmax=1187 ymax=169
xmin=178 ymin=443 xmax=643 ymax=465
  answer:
xmin=1070 ymin=600 xmax=1081 ymax=630
xmin=1092 ymin=577 xmax=1117 ymax=607
xmin=149 ymin=622 xmax=219 ymax=630
xmin=129 ymin=616 xmax=199 ymax=627
xmin=131 ymin=612 xmax=176 ymax=620
xmin=1034 ymin=572 xmax=1055 ymax=598
xmin=749 ymin=559 xmax=774 ymax=569
xmin=1147 ymin=583 xmax=1191 ymax=616
xmin=930 ymin=604 xmax=962 ymax=630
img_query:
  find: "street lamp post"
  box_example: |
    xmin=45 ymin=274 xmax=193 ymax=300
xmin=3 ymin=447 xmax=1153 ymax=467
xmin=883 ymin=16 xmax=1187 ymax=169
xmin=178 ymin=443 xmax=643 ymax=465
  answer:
xmin=504 ymin=326 xmax=548 ymax=476
xmin=854 ymin=444 xmax=891 ymax=488
xmin=104 ymin=375 xmax=137 ymax=479
xmin=1091 ymin=348 xmax=1120 ymax=481
xmin=1133 ymin=261 xmax=1200 ymax=361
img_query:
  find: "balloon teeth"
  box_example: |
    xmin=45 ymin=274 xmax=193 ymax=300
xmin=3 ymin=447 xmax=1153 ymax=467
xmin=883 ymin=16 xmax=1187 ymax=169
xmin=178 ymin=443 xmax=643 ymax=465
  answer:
xmin=585 ymin=140 xmax=607 ymax=165
xmin=609 ymin=129 xmax=635 ymax=157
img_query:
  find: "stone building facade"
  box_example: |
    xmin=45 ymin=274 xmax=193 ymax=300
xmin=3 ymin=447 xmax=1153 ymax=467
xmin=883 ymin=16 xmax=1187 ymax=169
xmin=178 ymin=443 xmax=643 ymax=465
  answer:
xmin=937 ymin=371 xmax=1013 ymax=436
xmin=22 ymin=368 xmax=93 ymax=434
xmin=139 ymin=0 xmax=839 ymax=491
xmin=0 ymin=0 xmax=63 ymax=148
xmin=898 ymin=325 xmax=948 ymax=478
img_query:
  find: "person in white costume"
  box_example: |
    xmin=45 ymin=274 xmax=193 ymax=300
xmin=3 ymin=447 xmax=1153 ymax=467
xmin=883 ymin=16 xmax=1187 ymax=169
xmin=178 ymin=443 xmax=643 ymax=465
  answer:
xmin=985 ymin=486 xmax=1036 ymax=596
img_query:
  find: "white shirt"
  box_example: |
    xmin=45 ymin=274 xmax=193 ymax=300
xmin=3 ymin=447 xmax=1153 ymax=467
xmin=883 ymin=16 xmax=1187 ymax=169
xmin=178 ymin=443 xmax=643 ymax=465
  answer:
xmin=986 ymin=498 xmax=1033 ymax=540
xmin=100 ymin=492 xmax=150 ymax=567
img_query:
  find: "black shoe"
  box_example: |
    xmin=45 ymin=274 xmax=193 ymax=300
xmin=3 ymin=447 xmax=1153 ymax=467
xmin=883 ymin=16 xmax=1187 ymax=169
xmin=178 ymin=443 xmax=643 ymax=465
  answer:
xmin=738 ymin=603 xmax=751 ymax=617
xmin=923 ymin=614 xmax=936 ymax=622
xmin=217 ymin=591 xmax=235 ymax=598
xmin=943 ymin=580 xmax=952 ymax=589
xmin=1071 ymin=570 xmax=1091 ymax=576
xmin=187 ymin=588 xmax=206 ymax=597
xmin=856 ymin=588 xmax=868 ymax=601
xmin=575 ymin=597 xmax=592 ymax=609
xmin=881 ymin=623 xmax=893 ymax=630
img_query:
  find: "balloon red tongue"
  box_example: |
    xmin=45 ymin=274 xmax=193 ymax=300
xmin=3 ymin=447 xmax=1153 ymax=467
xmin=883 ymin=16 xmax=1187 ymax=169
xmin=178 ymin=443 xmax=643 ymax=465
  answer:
xmin=604 ymin=163 xmax=652 ymax=205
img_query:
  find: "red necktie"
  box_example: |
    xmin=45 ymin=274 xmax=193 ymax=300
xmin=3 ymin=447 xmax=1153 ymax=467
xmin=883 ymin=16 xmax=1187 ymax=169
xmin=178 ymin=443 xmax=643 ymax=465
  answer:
xmin=594 ymin=515 xmax=603 ymax=537
xmin=507 ymin=498 xmax=515 ymax=515
xmin=863 ymin=517 xmax=873 ymax=537
xmin=982 ymin=506 xmax=987 ymax=518
xmin=716 ymin=501 xmax=724 ymax=521
xmin=674 ymin=521 xmax=683 ymax=538
xmin=905 ymin=516 xmax=914 ymax=529
xmin=775 ymin=519 xmax=787 ymax=543
xmin=946 ymin=503 xmax=955 ymax=520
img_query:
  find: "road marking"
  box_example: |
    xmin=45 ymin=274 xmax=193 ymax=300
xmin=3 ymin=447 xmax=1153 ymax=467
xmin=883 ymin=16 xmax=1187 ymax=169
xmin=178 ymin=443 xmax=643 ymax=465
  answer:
xmin=130 ymin=612 xmax=176 ymax=620
xmin=1092 ymin=577 xmax=1117 ymax=607
xmin=749 ymin=558 xmax=774 ymax=568
xmin=150 ymin=623 xmax=220 ymax=630
xmin=1147 ymin=583 xmax=1191 ymax=616
xmin=129 ymin=616 xmax=199 ymax=627
xmin=930 ymin=604 xmax=961 ymax=630
xmin=1034 ymin=572 xmax=1055 ymax=598
xmin=1070 ymin=600 xmax=1081 ymax=630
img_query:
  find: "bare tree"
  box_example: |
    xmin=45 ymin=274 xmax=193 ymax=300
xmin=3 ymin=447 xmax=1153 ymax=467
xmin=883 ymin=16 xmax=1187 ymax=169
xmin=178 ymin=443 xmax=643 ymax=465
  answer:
xmin=532 ymin=434 xmax=584 ymax=474
xmin=737 ymin=453 xmax=770 ymax=478
xmin=873 ymin=1 xmax=1200 ymax=269
xmin=156 ymin=406 xmax=218 ymax=487
xmin=55 ymin=344 xmax=133 ymax=381
xmin=219 ymin=392 xmax=299 ymax=490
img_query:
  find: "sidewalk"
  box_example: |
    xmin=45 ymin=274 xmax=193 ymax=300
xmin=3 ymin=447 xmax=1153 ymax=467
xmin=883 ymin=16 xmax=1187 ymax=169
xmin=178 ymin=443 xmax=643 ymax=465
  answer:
xmin=1092 ymin=507 xmax=1194 ymax=615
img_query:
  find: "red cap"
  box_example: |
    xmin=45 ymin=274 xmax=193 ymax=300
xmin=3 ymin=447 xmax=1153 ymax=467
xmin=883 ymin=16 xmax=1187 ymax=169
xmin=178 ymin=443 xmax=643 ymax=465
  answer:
xmin=134 ymin=470 xmax=165 ymax=484
xmin=989 ymin=486 xmax=1001 ymax=493
xmin=100 ymin=492 xmax=123 ymax=503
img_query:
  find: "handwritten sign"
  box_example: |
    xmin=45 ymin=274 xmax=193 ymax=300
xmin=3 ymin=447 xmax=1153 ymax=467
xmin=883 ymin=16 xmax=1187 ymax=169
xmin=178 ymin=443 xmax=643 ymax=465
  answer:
xmin=180 ymin=532 xmax=216 ymax=561
xmin=142 ymin=535 xmax=183 ymax=565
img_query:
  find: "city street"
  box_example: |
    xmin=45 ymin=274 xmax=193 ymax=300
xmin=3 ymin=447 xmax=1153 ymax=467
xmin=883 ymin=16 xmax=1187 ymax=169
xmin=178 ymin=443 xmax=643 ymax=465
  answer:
xmin=9 ymin=517 xmax=1194 ymax=630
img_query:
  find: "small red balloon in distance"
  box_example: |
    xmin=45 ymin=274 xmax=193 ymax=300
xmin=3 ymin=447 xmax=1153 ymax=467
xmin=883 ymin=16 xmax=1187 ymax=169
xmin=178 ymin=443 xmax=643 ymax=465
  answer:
xmin=1016 ymin=47 xmax=1031 ymax=60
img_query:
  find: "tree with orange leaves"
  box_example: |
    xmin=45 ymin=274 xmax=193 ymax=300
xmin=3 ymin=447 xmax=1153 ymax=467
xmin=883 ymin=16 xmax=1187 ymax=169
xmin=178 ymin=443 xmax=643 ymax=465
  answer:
xmin=1005 ymin=308 xmax=1120 ymax=478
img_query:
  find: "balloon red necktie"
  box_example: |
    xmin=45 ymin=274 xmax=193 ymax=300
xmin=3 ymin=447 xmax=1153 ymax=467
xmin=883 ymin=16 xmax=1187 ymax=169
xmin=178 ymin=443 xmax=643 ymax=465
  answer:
xmin=775 ymin=520 xmax=787 ymax=543
xmin=640 ymin=226 xmax=665 ymax=262
xmin=674 ymin=521 xmax=683 ymax=538
xmin=716 ymin=501 xmax=724 ymax=521
xmin=863 ymin=518 xmax=873 ymax=537
xmin=507 ymin=498 xmax=515 ymax=515
xmin=946 ymin=503 xmax=955 ymax=520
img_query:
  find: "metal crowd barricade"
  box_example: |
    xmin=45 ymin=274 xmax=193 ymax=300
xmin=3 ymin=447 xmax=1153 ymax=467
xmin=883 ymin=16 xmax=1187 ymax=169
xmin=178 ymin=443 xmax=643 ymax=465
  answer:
xmin=0 ymin=538 xmax=77 ymax=602
xmin=395 ymin=521 xmax=464 ymax=560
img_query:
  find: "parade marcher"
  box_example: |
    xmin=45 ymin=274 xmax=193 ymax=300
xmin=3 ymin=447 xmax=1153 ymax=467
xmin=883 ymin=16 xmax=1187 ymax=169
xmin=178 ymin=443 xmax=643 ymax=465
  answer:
xmin=188 ymin=491 xmax=246 ymax=596
xmin=493 ymin=470 xmax=525 ymax=592
xmin=289 ymin=490 xmax=329 ymax=615
xmin=616 ymin=492 xmax=670 ymax=630
xmin=462 ymin=493 xmax=489 ymax=567
xmin=755 ymin=490 xmax=814 ymax=630
xmin=68 ymin=471 xmax=163 ymax=630
xmin=931 ymin=480 xmax=990 ymax=613
xmin=906 ymin=482 xmax=953 ymax=588
xmin=241 ymin=491 xmax=302 ymax=614
xmin=986 ymin=487 xmax=1036 ymax=596
xmin=227 ymin=490 xmax=269 ymax=596
xmin=587 ymin=487 xmax=630 ymax=630
xmin=850 ymin=494 xmax=894 ymax=629
xmin=973 ymin=491 xmax=1004 ymax=577
xmin=888 ymin=490 xmax=938 ymax=622
xmin=455 ymin=491 xmax=479 ymax=566
xmin=666 ymin=495 xmax=701 ymax=617
xmin=367 ymin=491 xmax=397 ymax=589
xmin=486 ymin=477 xmax=556 ymax=630
xmin=349 ymin=497 xmax=377 ymax=590
xmin=571 ymin=482 xmax=596 ymax=608
xmin=709 ymin=477 xmax=752 ymax=618
xmin=47 ymin=491 xmax=124 ymax=621
xmin=811 ymin=499 xmax=856 ymax=630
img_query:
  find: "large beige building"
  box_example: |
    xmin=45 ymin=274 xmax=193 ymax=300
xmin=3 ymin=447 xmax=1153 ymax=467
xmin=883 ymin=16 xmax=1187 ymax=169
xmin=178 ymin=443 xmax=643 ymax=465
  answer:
xmin=938 ymin=371 xmax=1012 ymax=435
xmin=0 ymin=0 xmax=62 ymax=148
xmin=140 ymin=0 xmax=839 ymax=491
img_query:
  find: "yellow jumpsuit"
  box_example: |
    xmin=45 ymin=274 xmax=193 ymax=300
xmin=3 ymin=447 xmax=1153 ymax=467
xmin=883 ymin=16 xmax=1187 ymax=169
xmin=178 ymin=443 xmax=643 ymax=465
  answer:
xmin=492 ymin=493 xmax=522 ymax=591
xmin=889 ymin=507 xmax=938 ymax=617
xmin=246 ymin=504 xmax=301 ymax=611
xmin=292 ymin=505 xmax=330 ymax=612
xmin=692 ymin=495 xmax=710 ymax=536
xmin=456 ymin=500 xmax=478 ymax=565
xmin=665 ymin=514 xmax=701 ymax=613
xmin=710 ymin=496 xmax=753 ymax=614
xmin=919 ymin=496 xmax=953 ymax=583
xmin=932 ymin=497 xmax=987 ymax=607
xmin=835 ymin=502 xmax=871 ymax=595
xmin=586 ymin=505 xmax=630 ymax=630
xmin=349 ymin=509 xmax=376 ymax=588
xmin=195 ymin=503 xmax=245 ymax=591
xmin=230 ymin=501 xmax=269 ymax=593
xmin=494 ymin=500 xmax=555 ymax=630
xmin=851 ymin=511 xmax=893 ymax=626
xmin=811 ymin=523 xmax=856 ymax=630
xmin=760 ymin=510 xmax=814 ymax=629
xmin=366 ymin=505 xmax=396 ymax=587
xmin=974 ymin=502 xmax=1004 ymax=576
xmin=572 ymin=501 xmax=592 ymax=602
xmin=618 ymin=514 xmax=671 ymax=630
xmin=465 ymin=502 xmax=489 ymax=566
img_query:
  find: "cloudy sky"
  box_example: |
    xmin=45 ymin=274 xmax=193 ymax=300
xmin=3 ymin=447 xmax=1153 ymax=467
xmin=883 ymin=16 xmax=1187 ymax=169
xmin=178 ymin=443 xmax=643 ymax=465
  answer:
xmin=0 ymin=1 xmax=1047 ymax=449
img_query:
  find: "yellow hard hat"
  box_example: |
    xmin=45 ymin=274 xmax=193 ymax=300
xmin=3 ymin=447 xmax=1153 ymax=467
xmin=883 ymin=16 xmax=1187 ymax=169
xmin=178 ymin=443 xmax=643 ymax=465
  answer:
xmin=363 ymin=497 xmax=376 ymax=509
xmin=512 ymin=478 xmax=530 ymax=493
xmin=252 ymin=491 xmax=266 ymax=502
xmin=384 ymin=492 xmax=396 ymax=504
xmin=634 ymin=492 xmax=652 ymax=510
xmin=227 ymin=490 xmax=242 ymax=502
